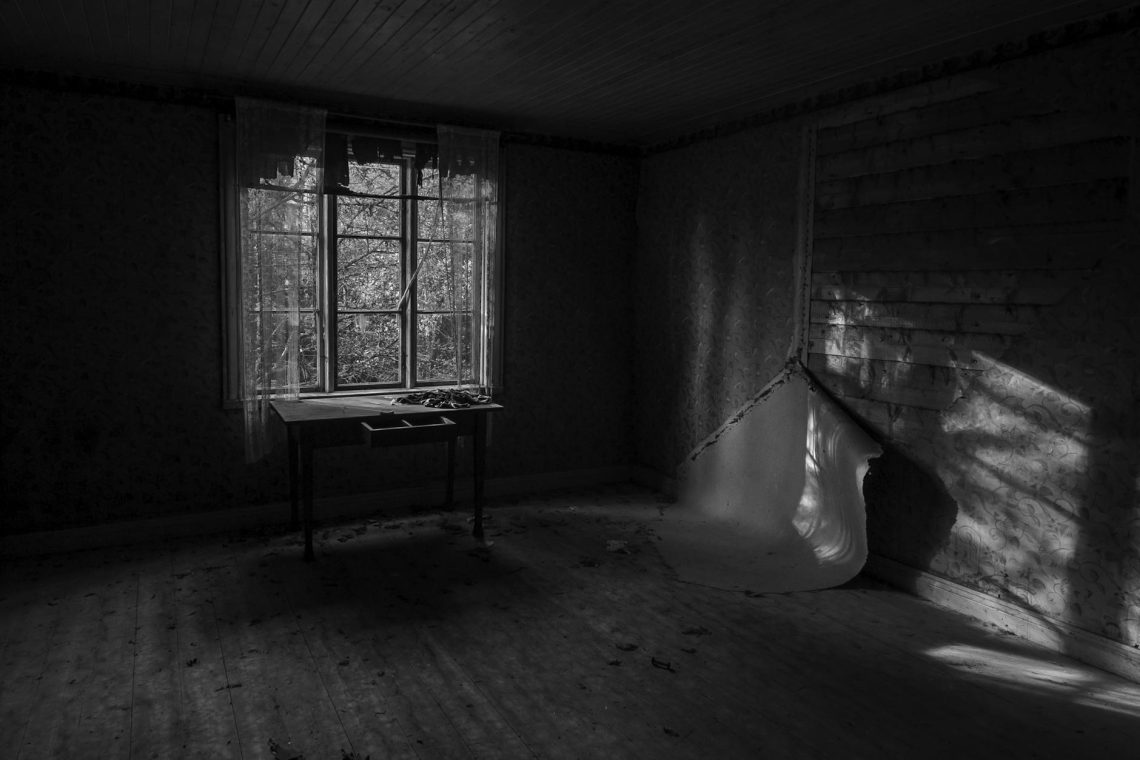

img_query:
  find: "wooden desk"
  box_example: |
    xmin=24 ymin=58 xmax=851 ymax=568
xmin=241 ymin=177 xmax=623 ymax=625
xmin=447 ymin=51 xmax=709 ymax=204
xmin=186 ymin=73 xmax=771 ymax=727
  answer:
xmin=270 ymin=397 xmax=502 ymax=560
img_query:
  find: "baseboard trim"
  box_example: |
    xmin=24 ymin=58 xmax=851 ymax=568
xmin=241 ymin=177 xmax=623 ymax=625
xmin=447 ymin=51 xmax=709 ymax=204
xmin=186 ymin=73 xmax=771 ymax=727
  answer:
xmin=1 ymin=465 xmax=640 ymax=558
xmin=864 ymin=553 xmax=1140 ymax=683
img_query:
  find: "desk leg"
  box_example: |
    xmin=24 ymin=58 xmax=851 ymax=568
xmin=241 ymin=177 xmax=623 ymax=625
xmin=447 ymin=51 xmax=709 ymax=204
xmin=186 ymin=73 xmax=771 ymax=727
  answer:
xmin=287 ymin=427 xmax=300 ymax=531
xmin=445 ymin=437 xmax=456 ymax=508
xmin=472 ymin=412 xmax=485 ymax=540
xmin=300 ymin=434 xmax=315 ymax=561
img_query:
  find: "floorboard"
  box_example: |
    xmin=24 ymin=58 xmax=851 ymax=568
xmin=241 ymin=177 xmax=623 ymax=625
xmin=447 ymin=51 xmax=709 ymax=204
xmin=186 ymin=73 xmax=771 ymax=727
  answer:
xmin=2 ymin=485 xmax=1139 ymax=759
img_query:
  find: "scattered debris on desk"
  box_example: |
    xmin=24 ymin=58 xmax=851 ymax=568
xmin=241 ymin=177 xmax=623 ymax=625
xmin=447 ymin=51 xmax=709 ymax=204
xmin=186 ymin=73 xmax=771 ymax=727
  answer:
xmin=395 ymin=389 xmax=491 ymax=408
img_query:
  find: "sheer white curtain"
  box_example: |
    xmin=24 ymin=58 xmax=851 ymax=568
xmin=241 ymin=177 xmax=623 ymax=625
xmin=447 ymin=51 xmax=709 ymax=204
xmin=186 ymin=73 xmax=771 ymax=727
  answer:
xmin=437 ymin=125 xmax=502 ymax=393
xmin=236 ymin=98 xmax=326 ymax=461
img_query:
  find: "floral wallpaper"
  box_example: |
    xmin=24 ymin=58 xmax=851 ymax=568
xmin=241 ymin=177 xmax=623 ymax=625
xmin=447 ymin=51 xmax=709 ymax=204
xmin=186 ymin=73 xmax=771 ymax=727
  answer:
xmin=0 ymin=86 xmax=639 ymax=534
xmin=633 ymin=122 xmax=802 ymax=474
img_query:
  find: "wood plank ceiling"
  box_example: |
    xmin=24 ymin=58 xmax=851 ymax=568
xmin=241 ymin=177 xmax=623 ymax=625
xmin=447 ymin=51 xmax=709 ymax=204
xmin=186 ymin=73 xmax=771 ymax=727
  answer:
xmin=0 ymin=0 xmax=1135 ymax=146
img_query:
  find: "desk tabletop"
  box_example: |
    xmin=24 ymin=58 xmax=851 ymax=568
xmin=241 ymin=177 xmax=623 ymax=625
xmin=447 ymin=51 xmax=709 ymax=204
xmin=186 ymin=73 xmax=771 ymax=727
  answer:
xmin=270 ymin=396 xmax=502 ymax=425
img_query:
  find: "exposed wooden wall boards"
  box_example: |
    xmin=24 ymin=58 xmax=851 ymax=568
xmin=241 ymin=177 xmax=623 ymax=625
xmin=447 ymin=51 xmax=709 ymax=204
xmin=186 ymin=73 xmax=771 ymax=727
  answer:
xmin=816 ymin=90 xmax=1129 ymax=156
xmin=812 ymin=75 xmax=1002 ymax=131
xmin=812 ymin=224 xmax=1119 ymax=272
xmin=808 ymin=355 xmax=972 ymax=412
xmin=816 ymin=179 xmax=1126 ymax=236
xmin=816 ymin=138 xmax=1130 ymax=210
xmin=812 ymin=269 xmax=1085 ymax=305
xmin=806 ymin=70 xmax=1127 ymax=421
xmin=803 ymin=28 xmax=1140 ymax=655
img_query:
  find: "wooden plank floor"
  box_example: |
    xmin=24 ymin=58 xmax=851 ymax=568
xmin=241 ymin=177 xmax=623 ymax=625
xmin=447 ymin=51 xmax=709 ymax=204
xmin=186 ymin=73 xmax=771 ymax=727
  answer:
xmin=3 ymin=484 xmax=1140 ymax=759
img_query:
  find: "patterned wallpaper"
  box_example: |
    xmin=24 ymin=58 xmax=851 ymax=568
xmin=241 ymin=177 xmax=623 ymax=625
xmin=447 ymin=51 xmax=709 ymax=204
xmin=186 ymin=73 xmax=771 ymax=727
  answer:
xmin=633 ymin=124 xmax=802 ymax=474
xmin=0 ymin=86 xmax=639 ymax=534
xmin=497 ymin=142 xmax=639 ymax=476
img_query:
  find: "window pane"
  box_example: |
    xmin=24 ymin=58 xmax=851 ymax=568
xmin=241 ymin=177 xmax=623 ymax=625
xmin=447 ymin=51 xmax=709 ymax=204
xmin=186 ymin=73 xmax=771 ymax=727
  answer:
xmin=247 ymin=189 xmax=319 ymax=234
xmin=337 ymin=313 xmax=400 ymax=385
xmin=418 ymin=197 xmax=445 ymax=239
xmin=446 ymin=201 xmax=475 ymax=242
xmin=338 ymin=197 xmax=400 ymax=237
xmin=417 ymin=165 xmax=443 ymax=237
xmin=417 ymin=313 xmax=471 ymax=383
xmin=417 ymin=242 xmax=471 ymax=311
xmin=338 ymin=238 xmax=401 ymax=310
xmin=251 ymin=311 xmax=318 ymax=390
xmin=347 ymin=161 xmax=400 ymax=196
xmin=249 ymin=232 xmax=317 ymax=308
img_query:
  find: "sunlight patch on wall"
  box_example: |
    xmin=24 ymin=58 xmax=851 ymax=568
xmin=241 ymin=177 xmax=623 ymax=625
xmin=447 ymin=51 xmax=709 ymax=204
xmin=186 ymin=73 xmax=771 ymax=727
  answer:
xmin=937 ymin=351 xmax=1093 ymax=617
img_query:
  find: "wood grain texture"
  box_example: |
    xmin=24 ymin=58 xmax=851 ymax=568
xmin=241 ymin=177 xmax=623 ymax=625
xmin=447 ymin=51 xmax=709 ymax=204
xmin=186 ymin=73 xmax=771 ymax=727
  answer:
xmin=4 ymin=488 xmax=1140 ymax=759
xmin=815 ymin=138 xmax=1131 ymax=210
xmin=814 ymin=178 xmax=1127 ymax=237
xmin=811 ymin=269 xmax=1087 ymax=305
xmin=4 ymin=0 xmax=1135 ymax=144
xmin=812 ymin=223 xmax=1119 ymax=272
xmin=816 ymin=111 xmax=1132 ymax=181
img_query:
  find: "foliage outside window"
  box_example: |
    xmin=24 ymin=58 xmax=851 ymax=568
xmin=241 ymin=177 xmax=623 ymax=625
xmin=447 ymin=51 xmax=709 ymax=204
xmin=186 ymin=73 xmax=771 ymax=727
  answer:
xmin=322 ymin=134 xmax=475 ymax=391
xmin=225 ymin=101 xmax=501 ymax=461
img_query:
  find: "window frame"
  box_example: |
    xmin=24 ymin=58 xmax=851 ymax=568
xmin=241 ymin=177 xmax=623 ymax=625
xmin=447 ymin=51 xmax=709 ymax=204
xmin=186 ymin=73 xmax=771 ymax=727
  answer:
xmin=221 ymin=115 xmax=479 ymax=407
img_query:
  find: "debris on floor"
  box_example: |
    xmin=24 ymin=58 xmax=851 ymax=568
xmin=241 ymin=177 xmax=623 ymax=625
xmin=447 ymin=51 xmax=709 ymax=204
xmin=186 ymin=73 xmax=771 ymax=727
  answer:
xmin=267 ymin=738 xmax=304 ymax=760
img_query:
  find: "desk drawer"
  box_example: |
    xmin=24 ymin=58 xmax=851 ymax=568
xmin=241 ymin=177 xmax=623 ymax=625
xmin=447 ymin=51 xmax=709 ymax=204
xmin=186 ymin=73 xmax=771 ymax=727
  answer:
xmin=360 ymin=415 xmax=457 ymax=446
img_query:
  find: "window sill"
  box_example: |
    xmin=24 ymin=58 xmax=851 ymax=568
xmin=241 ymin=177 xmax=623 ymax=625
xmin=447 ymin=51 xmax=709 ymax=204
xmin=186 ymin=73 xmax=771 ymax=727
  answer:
xmin=222 ymin=384 xmax=483 ymax=412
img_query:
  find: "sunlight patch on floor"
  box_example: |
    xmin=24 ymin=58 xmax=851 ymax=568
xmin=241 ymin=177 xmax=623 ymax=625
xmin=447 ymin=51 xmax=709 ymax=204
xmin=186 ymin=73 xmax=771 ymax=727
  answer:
xmin=926 ymin=643 xmax=1140 ymax=717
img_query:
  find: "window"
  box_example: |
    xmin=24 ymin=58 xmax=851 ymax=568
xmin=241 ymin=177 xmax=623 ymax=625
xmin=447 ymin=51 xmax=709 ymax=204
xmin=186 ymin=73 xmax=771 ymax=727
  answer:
xmin=221 ymin=104 xmax=501 ymax=420
xmin=322 ymin=134 xmax=474 ymax=391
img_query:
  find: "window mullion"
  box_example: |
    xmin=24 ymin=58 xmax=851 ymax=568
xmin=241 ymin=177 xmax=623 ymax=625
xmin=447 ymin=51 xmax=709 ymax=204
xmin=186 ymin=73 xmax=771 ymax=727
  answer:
xmin=321 ymin=194 xmax=337 ymax=392
xmin=403 ymin=154 xmax=417 ymax=388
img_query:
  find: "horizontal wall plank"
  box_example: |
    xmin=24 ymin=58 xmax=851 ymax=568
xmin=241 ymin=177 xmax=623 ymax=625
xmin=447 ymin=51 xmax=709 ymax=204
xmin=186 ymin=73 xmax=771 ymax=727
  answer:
xmin=817 ymin=89 xmax=1063 ymax=156
xmin=809 ymin=354 xmax=974 ymax=411
xmin=815 ymin=178 xmax=1126 ymax=237
xmin=811 ymin=269 xmax=1087 ymax=305
xmin=815 ymin=138 xmax=1130 ymax=211
xmin=817 ymin=111 xmax=1131 ymax=180
xmin=810 ymin=300 xmax=1044 ymax=334
xmin=812 ymin=224 xmax=1117 ymax=272
xmin=814 ymin=75 xmax=1000 ymax=129
xmin=808 ymin=323 xmax=1014 ymax=369
xmin=820 ymin=393 xmax=946 ymax=441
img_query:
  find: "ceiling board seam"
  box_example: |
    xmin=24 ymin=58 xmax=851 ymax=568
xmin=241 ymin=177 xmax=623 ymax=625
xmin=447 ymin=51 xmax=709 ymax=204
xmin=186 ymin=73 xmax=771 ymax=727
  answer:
xmin=322 ymin=0 xmax=430 ymax=84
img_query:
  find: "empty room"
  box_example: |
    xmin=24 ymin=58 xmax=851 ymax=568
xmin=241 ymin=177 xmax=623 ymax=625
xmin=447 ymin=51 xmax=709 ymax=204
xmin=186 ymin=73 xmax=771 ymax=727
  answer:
xmin=2 ymin=1 xmax=1140 ymax=758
